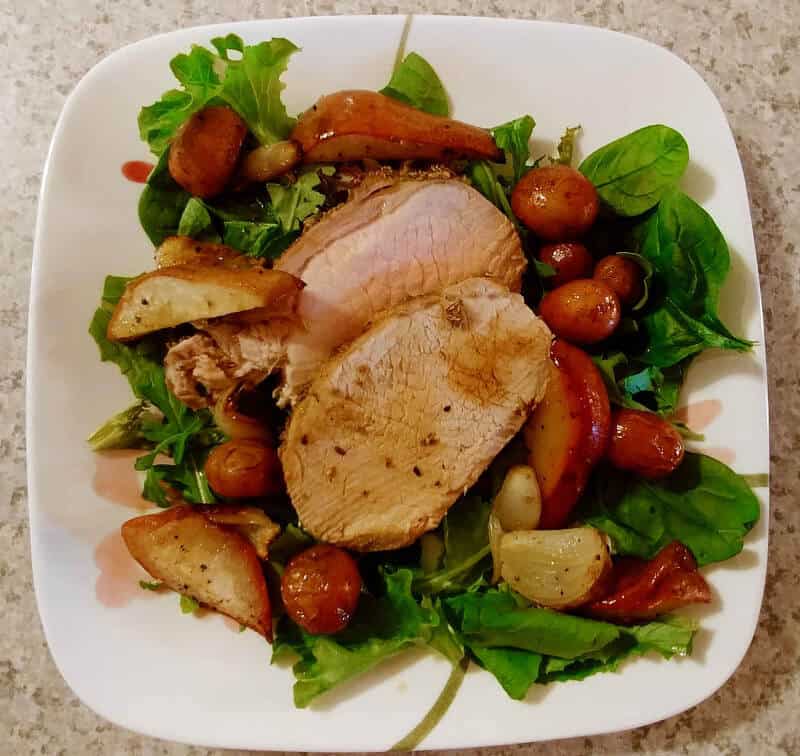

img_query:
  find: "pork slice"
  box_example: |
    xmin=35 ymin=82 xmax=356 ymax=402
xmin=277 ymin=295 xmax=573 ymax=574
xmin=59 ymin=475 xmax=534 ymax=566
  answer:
xmin=280 ymin=278 xmax=552 ymax=552
xmin=275 ymin=178 xmax=526 ymax=404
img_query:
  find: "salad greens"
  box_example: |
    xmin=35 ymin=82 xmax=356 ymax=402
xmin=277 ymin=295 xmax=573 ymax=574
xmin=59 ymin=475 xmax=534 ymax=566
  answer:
xmin=579 ymin=124 xmax=690 ymax=216
xmin=581 ymin=453 xmax=760 ymax=566
xmin=139 ymin=35 xmax=298 ymax=155
xmin=380 ymin=51 xmax=449 ymax=116
xmin=89 ymin=275 xmax=220 ymax=504
xmin=90 ymin=36 xmax=763 ymax=734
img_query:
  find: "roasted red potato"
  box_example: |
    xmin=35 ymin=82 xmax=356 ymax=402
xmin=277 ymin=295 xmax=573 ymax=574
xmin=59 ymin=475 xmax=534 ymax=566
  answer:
xmin=583 ymin=541 xmax=712 ymax=622
xmin=539 ymin=279 xmax=621 ymax=344
xmin=121 ymin=506 xmax=272 ymax=638
xmin=607 ymin=409 xmax=685 ymax=479
xmin=169 ymin=105 xmax=248 ymax=198
xmin=281 ymin=544 xmax=362 ymax=634
xmin=205 ymin=440 xmax=284 ymax=499
xmin=538 ymin=242 xmax=594 ymax=287
xmin=290 ymin=90 xmax=502 ymax=163
xmin=524 ymin=340 xmax=610 ymax=529
xmin=594 ymin=255 xmax=644 ymax=307
xmin=510 ymin=164 xmax=599 ymax=241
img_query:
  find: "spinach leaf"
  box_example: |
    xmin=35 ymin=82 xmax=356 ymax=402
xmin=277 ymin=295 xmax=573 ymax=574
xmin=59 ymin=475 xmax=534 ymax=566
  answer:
xmin=88 ymin=276 xmax=220 ymax=505
xmin=492 ymin=115 xmax=536 ymax=184
xmin=411 ymin=495 xmax=491 ymax=595
xmin=468 ymin=161 xmax=517 ymax=225
xmin=138 ymin=35 xmax=298 ymax=155
xmin=581 ymin=453 xmax=760 ymax=566
xmin=272 ymin=570 xmax=450 ymax=707
xmin=617 ymin=251 xmax=653 ymax=311
xmin=555 ymin=125 xmax=580 ymax=167
xmin=177 ymin=197 xmax=217 ymax=239
xmin=380 ymin=52 xmax=449 ymax=116
xmin=633 ymin=189 xmax=752 ymax=366
xmin=222 ymin=221 xmax=294 ymax=259
xmin=579 ymin=125 xmax=689 ymax=216
xmin=138 ymin=150 xmax=191 ymax=246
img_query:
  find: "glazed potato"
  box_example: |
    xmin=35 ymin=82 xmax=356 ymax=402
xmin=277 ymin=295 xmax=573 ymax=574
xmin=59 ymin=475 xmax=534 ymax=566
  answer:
xmin=499 ymin=527 xmax=611 ymax=609
xmin=106 ymin=266 xmax=303 ymax=341
xmin=538 ymin=242 xmax=594 ymax=287
xmin=240 ymin=140 xmax=302 ymax=182
xmin=121 ymin=506 xmax=272 ymax=638
xmin=539 ymin=279 xmax=621 ymax=344
xmin=511 ymin=165 xmax=599 ymax=241
xmin=201 ymin=505 xmax=280 ymax=560
xmin=281 ymin=544 xmax=362 ymax=634
xmin=607 ymin=409 xmax=685 ymax=479
xmin=594 ymin=255 xmax=644 ymax=307
xmin=205 ymin=440 xmax=284 ymax=499
xmin=291 ymin=90 xmax=502 ymax=163
xmin=168 ymin=106 xmax=248 ymax=198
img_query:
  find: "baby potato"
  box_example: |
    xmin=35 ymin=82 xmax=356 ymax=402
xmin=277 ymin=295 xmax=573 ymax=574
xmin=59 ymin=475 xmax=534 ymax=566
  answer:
xmin=607 ymin=409 xmax=685 ymax=479
xmin=169 ymin=106 xmax=248 ymax=198
xmin=511 ymin=165 xmax=599 ymax=241
xmin=539 ymin=279 xmax=621 ymax=344
xmin=281 ymin=544 xmax=362 ymax=634
xmin=204 ymin=440 xmax=283 ymax=499
xmin=594 ymin=255 xmax=644 ymax=307
xmin=539 ymin=242 xmax=594 ymax=287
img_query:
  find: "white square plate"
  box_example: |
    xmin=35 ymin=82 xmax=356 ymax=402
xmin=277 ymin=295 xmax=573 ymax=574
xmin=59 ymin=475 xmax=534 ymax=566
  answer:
xmin=28 ymin=15 xmax=769 ymax=751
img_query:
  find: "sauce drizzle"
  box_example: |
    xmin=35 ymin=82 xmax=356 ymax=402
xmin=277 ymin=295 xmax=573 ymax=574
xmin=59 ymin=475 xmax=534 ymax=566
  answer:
xmin=121 ymin=160 xmax=154 ymax=183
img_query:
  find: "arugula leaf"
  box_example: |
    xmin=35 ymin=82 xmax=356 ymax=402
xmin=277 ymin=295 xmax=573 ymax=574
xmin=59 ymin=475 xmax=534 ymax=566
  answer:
xmin=491 ymin=116 xmax=536 ymax=184
xmin=555 ymin=125 xmax=581 ymax=167
xmin=138 ymin=149 xmax=191 ymax=245
xmin=633 ymin=189 xmax=751 ymax=366
xmin=581 ymin=453 xmax=760 ymax=566
xmin=380 ymin=52 xmax=449 ymax=116
xmin=138 ymin=35 xmax=298 ymax=155
xmin=411 ymin=496 xmax=491 ymax=595
xmin=267 ymin=167 xmax=334 ymax=232
xmin=579 ymin=125 xmax=689 ymax=216
xmin=222 ymin=221 xmax=293 ymax=259
xmin=272 ymin=569 xmax=444 ymax=707
xmin=89 ymin=276 xmax=219 ymax=505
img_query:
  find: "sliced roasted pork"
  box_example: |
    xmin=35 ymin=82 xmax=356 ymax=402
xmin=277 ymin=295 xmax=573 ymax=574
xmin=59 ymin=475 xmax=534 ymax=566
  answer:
xmin=275 ymin=176 xmax=526 ymax=403
xmin=280 ymin=278 xmax=552 ymax=552
xmin=163 ymin=176 xmax=525 ymax=407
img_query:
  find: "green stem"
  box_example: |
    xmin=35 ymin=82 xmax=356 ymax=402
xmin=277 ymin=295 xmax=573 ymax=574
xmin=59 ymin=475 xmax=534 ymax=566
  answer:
xmin=391 ymin=15 xmax=413 ymax=75
xmin=740 ymin=473 xmax=769 ymax=488
xmin=390 ymin=656 xmax=468 ymax=751
xmin=412 ymin=545 xmax=491 ymax=594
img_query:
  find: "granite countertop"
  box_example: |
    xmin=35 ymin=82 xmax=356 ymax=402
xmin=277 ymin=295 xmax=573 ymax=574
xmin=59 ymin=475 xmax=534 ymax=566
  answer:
xmin=2 ymin=1 xmax=798 ymax=754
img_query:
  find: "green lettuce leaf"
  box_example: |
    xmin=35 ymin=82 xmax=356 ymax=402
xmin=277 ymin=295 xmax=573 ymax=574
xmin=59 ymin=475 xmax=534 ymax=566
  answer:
xmin=380 ymin=52 xmax=449 ymax=116
xmin=555 ymin=125 xmax=581 ymax=166
xmin=272 ymin=569 xmax=448 ymax=707
xmin=579 ymin=125 xmax=689 ymax=216
xmin=581 ymin=453 xmax=760 ymax=566
xmin=267 ymin=167 xmax=335 ymax=231
xmin=138 ymin=34 xmax=298 ymax=155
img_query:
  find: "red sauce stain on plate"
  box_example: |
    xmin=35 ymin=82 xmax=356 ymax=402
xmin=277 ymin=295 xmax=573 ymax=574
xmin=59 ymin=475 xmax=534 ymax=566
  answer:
xmin=674 ymin=399 xmax=723 ymax=432
xmin=121 ymin=160 xmax=154 ymax=183
xmin=93 ymin=450 xmax=150 ymax=510
xmin=94 ymin=530 xmax=146 ymax=608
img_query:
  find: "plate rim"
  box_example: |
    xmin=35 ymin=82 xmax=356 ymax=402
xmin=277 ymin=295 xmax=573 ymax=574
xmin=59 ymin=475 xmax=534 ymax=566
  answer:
xmin=26 ymin=13 xmax=770 ymax=751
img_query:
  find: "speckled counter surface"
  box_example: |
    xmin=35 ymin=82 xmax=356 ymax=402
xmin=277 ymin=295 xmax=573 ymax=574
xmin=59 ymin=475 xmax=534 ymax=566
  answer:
xmin=2 ymin=1 xmax=798 ymax=754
